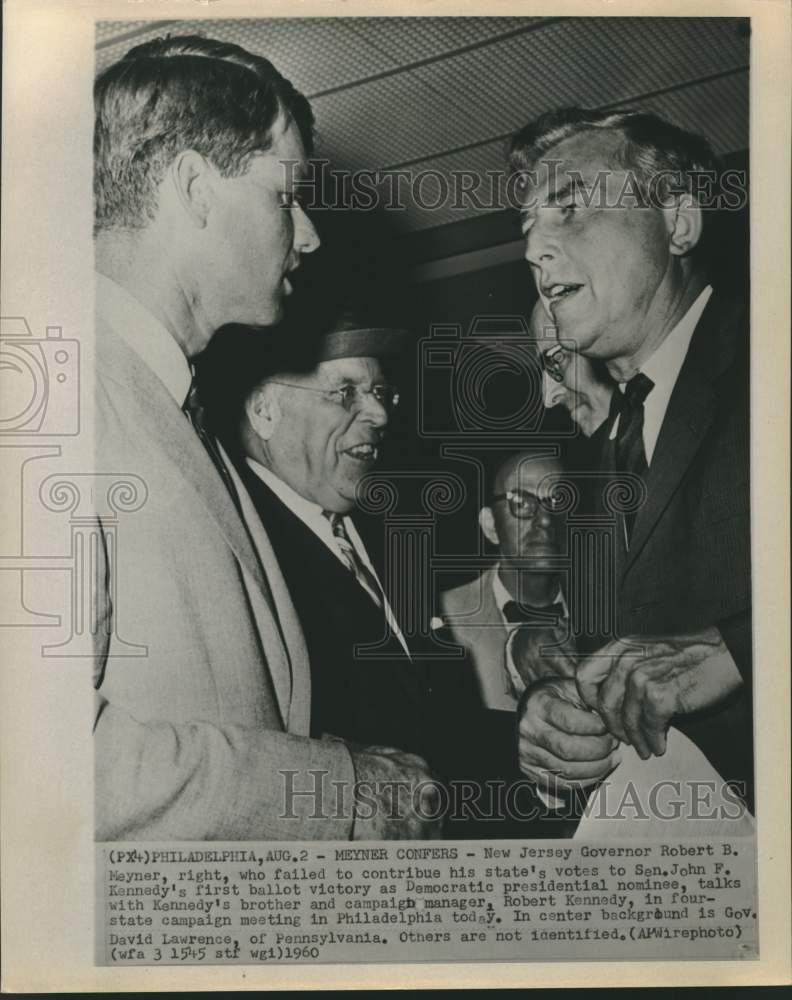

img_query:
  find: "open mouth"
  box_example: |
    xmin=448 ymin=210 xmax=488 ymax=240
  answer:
xmin=343 ymin=443 xmax=379 ymax=463
xmin=544 ymin=282 xmax=583 ymax=311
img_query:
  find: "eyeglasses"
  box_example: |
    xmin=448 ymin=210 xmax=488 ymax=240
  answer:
xmin=542 ymin=343 xmax=571 ymax=384
xmin=265 ymin=380 xmax=400 ymax=413
xmin=490 ymin=488 xmax=565 ymax=520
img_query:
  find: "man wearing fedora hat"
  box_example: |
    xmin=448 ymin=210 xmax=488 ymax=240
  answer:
xmin=232 ymin=314 xmax=430 ymax=754
xmin=198 ymin=311 xmax=555 ymax=837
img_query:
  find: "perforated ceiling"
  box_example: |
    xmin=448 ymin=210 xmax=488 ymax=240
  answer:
xmin=95 ymin=16 xmax=749 ymax=235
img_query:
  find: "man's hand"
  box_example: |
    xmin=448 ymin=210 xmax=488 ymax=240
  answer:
xmin=351 ymin=746 xmax=443 ymax=840
xmin=517 ymin=678 xmax=620 ymax=794
xmin=576 ymin=628 xmax=743 ymax=760
xmin=510 ymin=624 xmax=577 ymax=686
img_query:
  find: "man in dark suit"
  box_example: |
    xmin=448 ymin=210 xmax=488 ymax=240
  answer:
xmin=234 ymin=318 xmax=431 ymax=757
xmin=199 ymin=317 xmax=557 ymax=836
xmin=508 ymin=107 xmax=752 ymax=812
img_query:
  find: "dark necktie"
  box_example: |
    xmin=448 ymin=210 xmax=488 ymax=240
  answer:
xmin=503 ymin=600 xmax=565 ymax=625
xmin=183 ymin=379 xmax=242 ymax=514
xmin=323 ymin=512 xmax=384 ymax=609
xmin=610 ymin=372 xmax=654 ymax=539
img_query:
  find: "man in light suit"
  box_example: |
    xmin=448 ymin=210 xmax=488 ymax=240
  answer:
xmin=508 ymin=108 xmax=752 ymax=810
xmin=440 ymin=451 xmax=575 ymax=712
xmin=93 ymin=35 xmax=439 ymax=840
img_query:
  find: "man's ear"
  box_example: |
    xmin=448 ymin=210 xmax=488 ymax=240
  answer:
xmin=169 ymin=150 xmax=214 ymax=229
xmin=666 ymin=193 xmax=703 ymax=257
xmin=478 ymin=506 xmax=500 ymax=547
xmin=245 ymin=385 xmax=281 ymax=442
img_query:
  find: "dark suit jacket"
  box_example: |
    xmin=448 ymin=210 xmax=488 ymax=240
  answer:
xmin=240 ymin=466 xmax=432 ymax=755
xmin=598 ymin=293 xmax=753 ymax=808
xmin=240 ymin=465 xmax=557 ymax=837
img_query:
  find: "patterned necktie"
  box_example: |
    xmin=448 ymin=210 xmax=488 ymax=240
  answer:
xmin=183 ymin=379 xmax=242 ymax=514
xmin=503 ymin=600 xmax=565 ymax=626
xmin=610 ymin=372 xmax=654 ymax=540
xmin=323 ymin=512 xmax=383 ymax=609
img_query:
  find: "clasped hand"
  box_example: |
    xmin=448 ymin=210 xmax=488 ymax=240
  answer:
xmin=575 ymin=628 xmax=742 ymax=759
xmin=517 ymin=628 xmax=742 ymax=790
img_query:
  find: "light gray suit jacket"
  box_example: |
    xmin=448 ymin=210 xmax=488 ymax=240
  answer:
xmin=440 ymin=569 xmax=518 ymax=712
xmin=93 ymin=319 xmax=356 ymax=840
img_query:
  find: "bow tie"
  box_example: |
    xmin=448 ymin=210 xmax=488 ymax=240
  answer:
xmin=502 ymin=600 xmax=565 ymax=625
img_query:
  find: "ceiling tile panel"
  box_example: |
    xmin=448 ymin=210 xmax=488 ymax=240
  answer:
xmin=340 ymin=16 xmax=540 ymax=66
xmin=95 ymin=20 xmax=155 ymax=44
xmin=371 ymin=72 xmax=748 ymax=233
xmin=312 ymin=17 xmax=747 ymax=172
xmin=96 ymin=18 xmax=394 ymax=93
xmin=616 ymin=71 xmax=749 ymax=156
xmin=95 ymin=16 xmax=542 ymax=91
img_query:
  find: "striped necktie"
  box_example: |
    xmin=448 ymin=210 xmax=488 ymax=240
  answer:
xmin=323 ymin=512 xmax=383 ymax=608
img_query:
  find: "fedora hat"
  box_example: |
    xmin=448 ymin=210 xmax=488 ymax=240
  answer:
xmin=313 ymin=306 xmax=410 ymax=362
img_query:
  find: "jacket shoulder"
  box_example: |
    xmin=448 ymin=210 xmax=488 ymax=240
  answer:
xmin=440 ymin=573 xmax=493 ymax=620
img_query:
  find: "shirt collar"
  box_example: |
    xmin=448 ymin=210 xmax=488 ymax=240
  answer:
xmin=245 ymin=458 xmax=328 ymax=527
xmin=491 ymin=563 xmax=567 ymax=620
xmin=623 ymin=284 xmax=713 ymax=396
xmin=95 ymin=271 xmax=192 ymax=407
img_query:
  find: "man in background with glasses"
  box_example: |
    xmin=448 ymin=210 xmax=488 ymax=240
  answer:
xmin=440 ymin=451 xmax=577 ymax=712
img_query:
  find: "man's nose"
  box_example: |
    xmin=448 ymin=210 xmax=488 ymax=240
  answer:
xmin=294 ymin=204 xmax=320 ymax=255
xmin=358 ymin=392 xmax=388 ymax=428
xmin=524 ymin=217 xmax=558 ymax=268
xmin=533 ymin=501 xmax=555 ymax=529
xmin=543 ymin=370 xmax=567 ymax=409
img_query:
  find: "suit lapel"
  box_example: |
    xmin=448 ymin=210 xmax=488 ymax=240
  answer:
xmin=624 ymin=295 xmax=743 ymax=574
xmin=97 ymin=321 xmax=302 ymax=726
xmin=451 ymin=571 xmax=509 ymax=661
xmin=245 ymin=472 xmax=431 ymax=745
xmin=245 ymin=470 xmax=361 ymax=591
xmin=246 ymin=472 xmax=400 ymax=638
xmin=97 ymin=322 xmax=270 ymax=593
xmin=226 ymin=453 xmax=311 ymax=730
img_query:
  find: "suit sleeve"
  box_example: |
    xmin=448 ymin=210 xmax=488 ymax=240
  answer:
xmin=93 ymin=697 xmax=356 ymax=841
xmin=718 ymin=608 xmax=752 ymax=681
xmin=92 ymin=517 xmax=357 ymax=842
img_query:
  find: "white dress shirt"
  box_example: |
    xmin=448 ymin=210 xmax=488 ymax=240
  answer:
xmin=610 ymin=284 xmax=713 ymax=464
xmin=246 ymin=458 xmax=411 ymax=657
xmin=95 ymin=271 xmax=192 ymax=407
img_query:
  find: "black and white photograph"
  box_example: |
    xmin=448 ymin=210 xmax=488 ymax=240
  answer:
xmin=1 ymin=0 xmax=789 ymax=990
